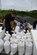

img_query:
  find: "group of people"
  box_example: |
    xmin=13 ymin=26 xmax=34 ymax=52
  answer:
xmin=19 ymin=20 xmax=28 ymax=32
xmin=2 ymin=13 xmax=30 ymax=35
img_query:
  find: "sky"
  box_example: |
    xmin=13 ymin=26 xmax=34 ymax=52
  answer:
xmin=1 ymin=0 xmax=37 ymax=11
xmin=0 ymin=0 xmax=1 ymax=9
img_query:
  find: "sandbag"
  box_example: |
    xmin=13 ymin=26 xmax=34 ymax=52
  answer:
xmin=18 ymin=41 xmax=25 ymax=55
xmin=10 ymin=37 xmax=19 ymax=44
xmin=0 ymin=27 xmax=2 ymax=31
xmin=2 ymin=29 xmax=5 ymax=38
xmin=26 ymin=38 xmax=33 ymax=42
xmin=20 ymin=31 xmax=25 ymax=36
xmin=11 ymin=43 xmax=17 ymax=54
xmin=0 ymin=29 xmax=5 ymax=39
xmin=25 ymin=42 xmax=33 ymax=55
xmin=10 ymin=38 xmax=15 ymax=44
xmin=14 ymin=39 xmax=19 ymax=44
xmin=18 ymin=51 xmax=24 ymax=55
xmin=26 ymin=33 xmax=31 ymax=39
xmin=16 ymin=35 xmax=22 ymax=39
xmin=10 ymin=37 xmax=13 ymax=41
xmin=4 ymin=34 xmax=11 ymax=41
xmin=4 ymin=41 xmax=10 ymax=54
xmin=5 ymin=31 xmax=11 ymax=37
xmin=15 ymin=26 xmax=20 ymax=33
xmin=0 ymin=30 xmax=2 ymax=39
xmin=12 ymin=34 xmax=16 ymax=38
xmin=0 ymin=39 xmax=4 ymax=52
xmin=10 ymin=52 xmax=13 ymax=55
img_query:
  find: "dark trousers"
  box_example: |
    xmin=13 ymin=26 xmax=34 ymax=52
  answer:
xmin=6 ymin=26 xmax=13 ymax=35
xmin=25 ymin=28 xmax=28 ymax=33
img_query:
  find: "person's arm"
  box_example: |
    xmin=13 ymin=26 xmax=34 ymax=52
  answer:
xmin=10 ymin=21 xmax=15 ymax=30
xmin=3 ymin=19 xmax=5 ymax=27
xmin=2 ymin=19 xmax=5 ymax=30
xmin=10 ymin=21 xmax=17 ymax=30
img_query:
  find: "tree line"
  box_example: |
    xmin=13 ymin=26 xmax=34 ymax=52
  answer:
xmin=0 ymin=10 xmax=37 ymax=19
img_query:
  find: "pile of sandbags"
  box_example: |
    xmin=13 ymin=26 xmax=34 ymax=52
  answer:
xmin=10 ymin=31 xmax=33 ymax=55
xmin=4 ymin=32 xmax=18 ymax=55
xmin=0 ymin=29 xmax=33 ymax=55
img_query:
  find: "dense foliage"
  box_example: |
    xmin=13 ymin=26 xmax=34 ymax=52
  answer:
xmin=0 ymin=10 xmax=37 ymax=19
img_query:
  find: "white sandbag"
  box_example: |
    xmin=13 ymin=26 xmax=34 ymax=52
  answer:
xmin=0 ymin=27 xmax=2 ymax=30
xmin=16 ymin=32 xmax=21 ymax=36
xmin=11 ymin=43 xmax=17 ymax=54
xmin=23 ymin=35 xmax=27 ymax=39
xmin=18 ymin=41 xmax=25 ymax=55
xmin=13 ymin=38 xmax=20 ymax=44
xmin=10 ymin=40 xmax=14 ymax=44
xmin=10 ymin=38 xmax=18 ymax=44
xmin=22 ymin=36 xmax=26 ymax=40
xmin=4 ymin=36 xmax=9 ymax=41
xmin=26 ymin=38 xmax=33 ymax=42
xmin=16 ymin=35 xmax=22 ymax=39
xmin=0 ymin=30 xmax=2 ymax=39
xmin=5 ymin=33 xmax=11 ymax=37
xmin=20 ymin=31 xmax=25 ymax=36
xmin=10 ymin=37 xmax=13 ymax=41
xmin=15 ymin=26 xmax=20 ymax=33
xmin=18 ymin=39 xmax=26 ymax=53
xmin=25 ymin=42 xmax=33 ymax=55
xmin=5 ymin=31 xmax=11 ymax=37
xmin=0 ymin=29 xmax=2 ymax=32
xmin=26 ymin=33 xmax=31 ymax=36
xmin=20 ymin=36 xmax=26 ymax=44
xmin=18 ymin=51 xmax=24 ymax=55
xmin=10 ymin=37 xmax=16 ymax=44
xmin=5 ymin=31 xmax=10 ymax=35
xmin=4 ymin=34 xmax=11 ymax=41
xmin=4 ymin=41 xmax=10 ymax=54
xmin=2 ymin=29 xmax=5 ymax=38
xmin=26 ymin=33 xmax=31 ymax=39
xmin=0 ymin=29 xmax=5 ymax=39
xmin=12 ymin=34 xmax=16 ymax=38
xmin=0 ymin=39 xmax=4 ymax=52
xmin=10 ymin=52 xmax=13 ymax=55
